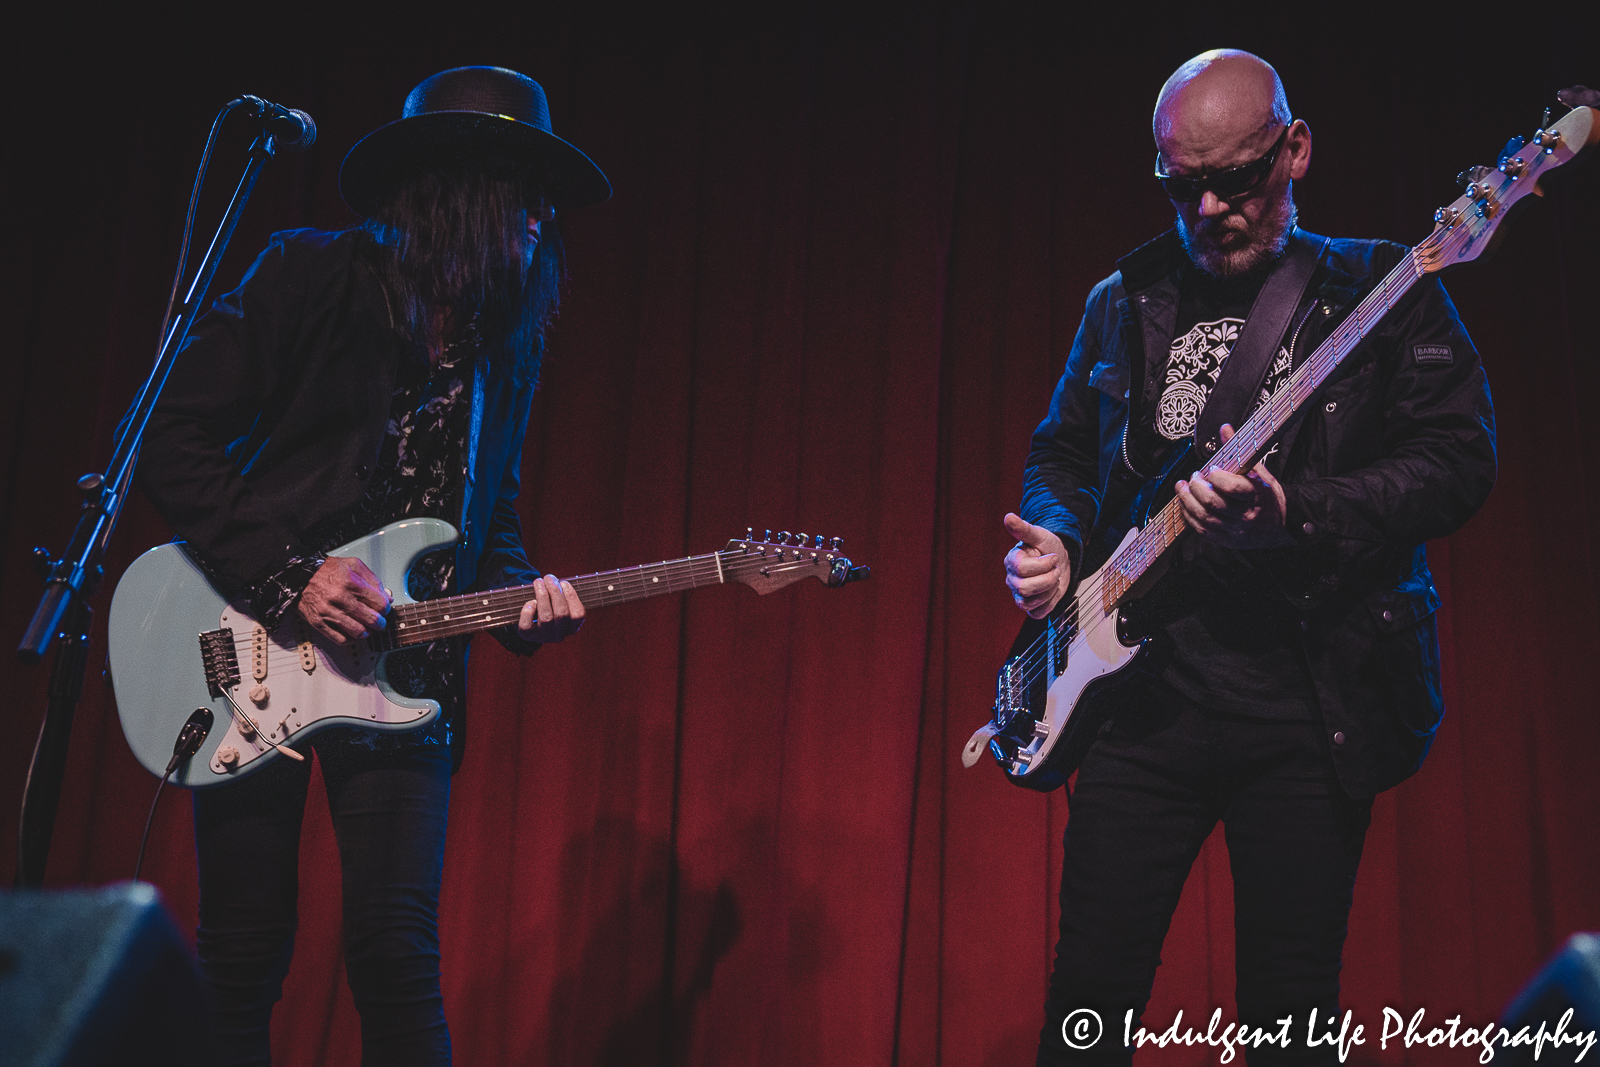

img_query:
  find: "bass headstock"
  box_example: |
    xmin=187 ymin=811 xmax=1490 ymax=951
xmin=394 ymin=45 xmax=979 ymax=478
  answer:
xmin=1419 ymin=104 xmax=1597 ymax=273
xmin=721 ymin=529 xmax=872 ymax=595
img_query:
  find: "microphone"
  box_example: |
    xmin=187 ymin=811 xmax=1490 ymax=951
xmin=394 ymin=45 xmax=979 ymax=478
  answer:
xmin=237 ymin=95 xmax=317 ymax=152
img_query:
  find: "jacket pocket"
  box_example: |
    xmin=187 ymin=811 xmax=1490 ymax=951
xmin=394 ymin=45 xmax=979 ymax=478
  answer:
xmin=1365 ymin=575 xmax=1444 ymax=736
xmin=1314 ymin=358 xmax=1382 ymax=473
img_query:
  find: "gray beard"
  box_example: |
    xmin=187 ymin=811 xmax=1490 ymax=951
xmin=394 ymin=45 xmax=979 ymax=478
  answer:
xmin=1177 ymin=194 xmax=1297 ymax=277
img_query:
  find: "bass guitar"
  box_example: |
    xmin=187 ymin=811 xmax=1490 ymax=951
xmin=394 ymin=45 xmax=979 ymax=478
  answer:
xmin=109 ymin=520 xmax=869 ymax=787
xmin=962 ymin=102 xmax=1598 ymax=791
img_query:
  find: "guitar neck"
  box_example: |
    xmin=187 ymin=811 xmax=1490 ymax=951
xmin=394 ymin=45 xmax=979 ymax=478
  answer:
xmin=390 ymin=552 xmax=729 ymax=646
xmin=1093 ymin=247 xmax=1427 ymax=613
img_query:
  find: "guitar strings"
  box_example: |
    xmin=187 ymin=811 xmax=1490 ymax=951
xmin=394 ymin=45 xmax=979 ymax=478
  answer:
xmin=1004 ymin=258 xmax=1413 ymax=693
xmin=998 ymin=218 xmax=1475 ymax=702
xmin=226 ymin=553 xmax=820 ymax=659
xmin=387 ymin=551 xmax=833 ymax=643
xmin=225 ymin=551 xmax=731 ymax=662
xmin=1005 ymin=219 xmax=1465 ymax=691
xmin=217 ymin=548 xmax=835 ymax=657
xmin=393 ymin=555 xmax=834 ymax=643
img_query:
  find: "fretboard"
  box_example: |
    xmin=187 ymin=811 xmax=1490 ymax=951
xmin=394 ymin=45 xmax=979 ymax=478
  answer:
xmin=1091 ymin=244 xmax=1427 ymax=615
xmin=389 ymin=552 xmax=729 ymax=645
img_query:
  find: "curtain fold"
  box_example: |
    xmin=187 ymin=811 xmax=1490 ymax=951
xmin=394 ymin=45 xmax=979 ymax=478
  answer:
xmin=1 ymin=7 xmax=1595 ymax=1064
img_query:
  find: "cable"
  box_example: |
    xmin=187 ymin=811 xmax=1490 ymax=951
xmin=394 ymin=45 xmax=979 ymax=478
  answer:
xmin=132 ymin=767 xmax=176 ymax=884
xmin=133 ymin=708 xmax=213 ymax=883
xmin=113 ymin=100 xmax=242 ymax=463
xmin=155 ymin=101 xmax=242 ymax=351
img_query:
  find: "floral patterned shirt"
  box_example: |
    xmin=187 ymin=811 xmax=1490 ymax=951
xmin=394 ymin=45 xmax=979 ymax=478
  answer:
xmin=244 ymin=321 xmax=482 ymax=752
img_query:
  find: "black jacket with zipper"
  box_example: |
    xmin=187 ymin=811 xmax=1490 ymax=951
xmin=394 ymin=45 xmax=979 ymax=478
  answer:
xmin=1021 ymin=228 xmax=1497 ymax=798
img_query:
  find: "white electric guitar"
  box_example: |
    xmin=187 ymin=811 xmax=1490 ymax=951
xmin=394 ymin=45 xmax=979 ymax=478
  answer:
xmin=109 ymin=520 xmax=869 ymax=787
xmin=963 ymin=103 xmax=1598 ymax=791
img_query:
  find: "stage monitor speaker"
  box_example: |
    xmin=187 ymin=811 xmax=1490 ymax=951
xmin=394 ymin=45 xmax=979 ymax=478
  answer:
xmin=1499 ymin=932 xmax=1600 ymax=1067
xmin=0 ymin=881 xmax=207 ymax=1067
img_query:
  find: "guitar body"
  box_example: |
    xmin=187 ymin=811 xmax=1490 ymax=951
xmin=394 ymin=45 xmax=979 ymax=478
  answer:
xmin=110 ymin=518 xmax=871 ymax=788
xmin=964 ymin=527 xmax=1147 ymax=791
xmin=109 ymin=519 xmax=457 ymax=788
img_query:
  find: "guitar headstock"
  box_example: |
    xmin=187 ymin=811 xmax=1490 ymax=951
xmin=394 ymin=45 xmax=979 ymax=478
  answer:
xmin=1419 ymin=104 xmax=1597 ymax=273
xmin=721 ymin=529 xmax=872 ymax=594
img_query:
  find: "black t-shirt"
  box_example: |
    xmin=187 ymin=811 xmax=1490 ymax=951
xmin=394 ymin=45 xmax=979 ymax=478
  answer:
xmin=1133 ymin=263 xmax=1316 ymax=721
xmin=1151 ymin=265 xmax=1295 ymax=443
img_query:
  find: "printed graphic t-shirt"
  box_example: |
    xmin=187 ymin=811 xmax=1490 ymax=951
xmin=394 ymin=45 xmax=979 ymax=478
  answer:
xmin=1136 ymin=263 xmax=1318 ymax=722
xmin=1154 ymin=269 xmax=1296 ymax=443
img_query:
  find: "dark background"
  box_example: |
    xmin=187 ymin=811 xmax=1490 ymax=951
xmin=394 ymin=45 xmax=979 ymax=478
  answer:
xmin=2 ymin=3 xmax=1596 ymax=1064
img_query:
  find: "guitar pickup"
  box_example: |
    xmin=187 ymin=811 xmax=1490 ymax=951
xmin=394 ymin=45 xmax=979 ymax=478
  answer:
xmin=198 ymin=628 xmax=242 ymax=697
xmin=252 ymin=625 xmax=269 ymax=681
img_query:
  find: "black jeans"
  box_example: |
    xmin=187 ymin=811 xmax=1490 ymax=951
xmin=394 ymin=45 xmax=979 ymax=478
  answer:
xmin=193 ymin=731 xmax=453 ymax=1066
xmin=1037 ymin=677 xmax=1372 ymax=1067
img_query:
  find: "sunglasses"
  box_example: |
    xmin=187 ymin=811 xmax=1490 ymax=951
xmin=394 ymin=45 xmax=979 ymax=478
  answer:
xmin=1154 ymin=125 xmax=1290 ymax=203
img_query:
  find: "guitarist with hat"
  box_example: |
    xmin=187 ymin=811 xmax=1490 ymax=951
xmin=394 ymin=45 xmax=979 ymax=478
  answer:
xmin=134 ymin=66 xmax=608 ymax=1064
xmin=1003 ymin=50 xmax=1496 ymax=1065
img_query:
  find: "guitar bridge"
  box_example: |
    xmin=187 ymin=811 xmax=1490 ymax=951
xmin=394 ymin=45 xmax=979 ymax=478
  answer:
xmin=994 ymin=658 xmax=1025 ymax=732
xmin=198 ymin=628 xmax=241 ymax=697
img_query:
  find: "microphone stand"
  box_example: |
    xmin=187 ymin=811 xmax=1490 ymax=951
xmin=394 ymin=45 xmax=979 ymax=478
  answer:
xmin=13 ymin=130 xmax=281 ymax=888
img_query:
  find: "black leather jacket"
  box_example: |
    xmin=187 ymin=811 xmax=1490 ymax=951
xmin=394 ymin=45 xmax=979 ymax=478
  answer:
xmin=1021 ymin=229 xmax=1497 ymax=797
xmin=135 ymin=228 xmax=543 ymax=653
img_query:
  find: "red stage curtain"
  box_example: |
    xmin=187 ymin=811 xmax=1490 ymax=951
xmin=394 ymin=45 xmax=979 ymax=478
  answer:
xmin=2 ymin=7 xmax=1595 ymax=1065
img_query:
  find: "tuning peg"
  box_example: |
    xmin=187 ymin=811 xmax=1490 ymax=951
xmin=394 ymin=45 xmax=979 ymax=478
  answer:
xmin=31 ymin=545 xmax=55 ymax=578
xmin=746 ymin=527 xmax=754 ymax=542
xmin=813 ymin=534 xmax=825 ymax=549
xmin=1456 ymin=168 xmax=1473 ymax=189
xmin=764 ymin=529 xmax=773 ymax=544
xmin=1534 ymin=126 xmax=1564 ymax=153
xmin=794 ymin=532 xmax=808 ymax=546
xmin=776 ymin=531 xmax=790 ymax=546
xmin=1543 ymin=106 xmax=1552 ymax=128
xmin=1498 ymin=135 xmax=1527 ymax=176
xmin=830 ymin=536 xmax=843 ymax=550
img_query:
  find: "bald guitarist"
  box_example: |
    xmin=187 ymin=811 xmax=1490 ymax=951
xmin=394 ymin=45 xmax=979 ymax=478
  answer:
xmin=1004 ymin=51 xmax=1496 ymax=1065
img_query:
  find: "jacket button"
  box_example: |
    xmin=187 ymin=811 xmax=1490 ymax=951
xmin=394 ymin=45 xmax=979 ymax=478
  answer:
xmin=1381 ymin=609 xmax=1393 ymax=622
xmin=1332 ymin=731 xmax=1346 ymax=745
xmin=1302 ymin=522 xmax=1315 ymax=536
xmin=1324 ymin=401 xmax=1337 ymax=413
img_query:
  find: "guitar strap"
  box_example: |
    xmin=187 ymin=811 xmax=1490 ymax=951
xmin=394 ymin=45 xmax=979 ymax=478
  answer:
xmin=1192 ymin=227 xmax=1327 ymax=458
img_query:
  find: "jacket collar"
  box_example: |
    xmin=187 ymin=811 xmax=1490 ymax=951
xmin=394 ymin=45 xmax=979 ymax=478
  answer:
xmin=1116 ymin=228 xmax=1188 ymax=295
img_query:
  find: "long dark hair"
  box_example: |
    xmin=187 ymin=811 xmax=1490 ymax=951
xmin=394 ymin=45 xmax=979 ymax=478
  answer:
xmin=362 ymin=167 xmax=563 ymax=384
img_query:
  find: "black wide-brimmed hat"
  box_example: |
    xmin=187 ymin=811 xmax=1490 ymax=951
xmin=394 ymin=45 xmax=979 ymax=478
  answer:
xmin=340 ymin=66 xmax=611 ymax=217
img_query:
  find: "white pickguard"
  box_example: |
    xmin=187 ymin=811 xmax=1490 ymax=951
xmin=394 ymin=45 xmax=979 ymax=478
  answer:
xmin=963 ymin=526 xmax=1144 ymax=781
xmin=110 ymin=519 xmax=455 ymax=787
xmin=206 ymin=605 xmax=434 ymax=775
xmin=1013 ymin=536 xmax=1141 ymax=776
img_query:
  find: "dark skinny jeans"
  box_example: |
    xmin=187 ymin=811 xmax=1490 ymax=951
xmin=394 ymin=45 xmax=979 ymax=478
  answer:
xmin=193 ymin=732 xmax=453 ymax=1066
xmin=1037 ymin=676 xmax=1373 ymax=1067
